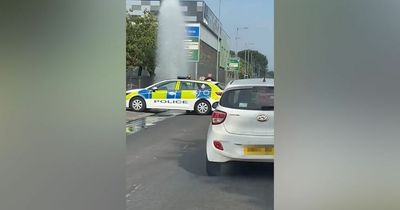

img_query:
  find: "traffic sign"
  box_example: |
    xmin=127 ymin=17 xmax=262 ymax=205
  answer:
xmin=185 ymin=23 xmax=200 ymax=62
xmin=228 ymin=58 xmax=240 ymax=71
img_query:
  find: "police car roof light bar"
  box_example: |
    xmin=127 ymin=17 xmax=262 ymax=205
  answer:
xmin=177 ymin=76 xmax=191 ymax=80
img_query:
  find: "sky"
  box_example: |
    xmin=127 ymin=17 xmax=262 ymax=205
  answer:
xmin=126 ymin=0 xmax=274 ymax=70
xmin=204 ymin=0 xmax=274 ymax=70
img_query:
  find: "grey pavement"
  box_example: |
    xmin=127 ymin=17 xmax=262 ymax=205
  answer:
xmin=126 ymin=113 xmax=273 ymax=210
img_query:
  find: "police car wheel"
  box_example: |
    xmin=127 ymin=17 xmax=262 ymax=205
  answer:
xmin=130 ymin=97 xmax=146 ymax=112
xmin=195 ymin=100 xmax=211 ymax=115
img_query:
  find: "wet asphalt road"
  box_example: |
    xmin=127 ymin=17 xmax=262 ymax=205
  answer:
xmin=126 ymin=111 xmax=274 ymax=210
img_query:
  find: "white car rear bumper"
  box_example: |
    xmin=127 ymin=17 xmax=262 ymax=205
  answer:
xmin=206 ymin=124 xmax=274 ymax=163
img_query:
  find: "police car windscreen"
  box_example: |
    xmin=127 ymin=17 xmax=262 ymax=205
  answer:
xmin=216 ymin=83 xmax=225 ymax=90
xmin=219 ymin=87 xmax=274 ymax=111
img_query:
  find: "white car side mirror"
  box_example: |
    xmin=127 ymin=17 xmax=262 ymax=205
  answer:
xmin=212 ymin=102 xmax=219 ymax=109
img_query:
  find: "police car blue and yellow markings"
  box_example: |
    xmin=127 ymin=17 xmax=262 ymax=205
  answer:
xmin=128 ymin=90 xmax=212 ymax=100
xmin=126 ymin=89 xmax=147 ymax=101
xmin=139 ymin=89 xmax=151 ymax=99
xmin=174 ymin=91 xmax=182 ymax=99
xmin=196 ymin=89 xmax=211 ymax=99
xmin=126 ymin=81 xmax=222 ymax=107
xmin=166 ymin=91 xmax=176 ymax=99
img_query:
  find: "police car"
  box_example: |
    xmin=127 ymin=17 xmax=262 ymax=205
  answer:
xmin=126 ymin=79 xmax=223 ymax=115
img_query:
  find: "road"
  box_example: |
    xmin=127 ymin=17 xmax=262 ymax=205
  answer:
xmin=126 ymin=111 xmax=274 ymax=210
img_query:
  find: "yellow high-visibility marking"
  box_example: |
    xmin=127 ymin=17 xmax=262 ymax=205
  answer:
xmin=152 ymin=90 xmax=167 ymax=99
xmin=181 ymin=90 xmax=196 ymax=99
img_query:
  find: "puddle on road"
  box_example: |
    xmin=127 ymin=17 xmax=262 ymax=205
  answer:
xmin=126 ymin=111 xmax=184 ymax=135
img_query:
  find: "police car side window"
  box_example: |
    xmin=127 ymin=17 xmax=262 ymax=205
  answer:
xmin=180 ymin=82 xmax=196 ymax=90
xmin=157 ymin=81 xmax=177 ymax=91
xmin=196 ymin=83 xmax=211 ymax=90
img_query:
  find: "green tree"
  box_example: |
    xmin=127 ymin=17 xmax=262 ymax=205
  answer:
xmin=238 ymin=57 xmax=247 ymax=78
xmin=237 ymin=50 xmax=269 ymax=78
xmin=126 ymin=11 xmax=158 ymax=76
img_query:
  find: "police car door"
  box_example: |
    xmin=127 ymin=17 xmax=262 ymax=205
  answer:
xmin=149 ymin=81 xmax=179 ymax=109
xmin=177 ymin=81 xmax=197 ymax=110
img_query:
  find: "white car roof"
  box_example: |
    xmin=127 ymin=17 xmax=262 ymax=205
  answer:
xmin=226 ymin=78 xmax=274 ymax=89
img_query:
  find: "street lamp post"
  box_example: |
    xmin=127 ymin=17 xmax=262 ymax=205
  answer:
xmin=235 ymin=27 xmax=248 ymax=57
xmin=247 ymin=50 xmax=251 ymax=78
xmin=253 ymin=55 xmax=256 ymax=77
xmin=244 ymin=42 xmax=254 ymax=78
xmin=216 ymin=0 xmax=222 ymax=82
xmin=251 ymin=52 xmax=256 ymax=78
xmin=234 ymin=27 xmax=248 ymax=80
xmin=249 ymin=51 xmax=254 ymax=76
xmin=250 ymin=51 xmax=256 ymax=78
xmin=244 ymin=49 xmax=247 ymax=78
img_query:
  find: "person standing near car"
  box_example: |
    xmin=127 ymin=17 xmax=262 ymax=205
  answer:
xmin=204 ymin=73 xmax=215 ymax=81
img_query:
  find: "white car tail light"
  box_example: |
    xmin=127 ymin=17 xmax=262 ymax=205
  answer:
xmin=212 ymin=110 xmax=227 ymax=125
xmin=213 ymin=140 xmax=224 ymax=151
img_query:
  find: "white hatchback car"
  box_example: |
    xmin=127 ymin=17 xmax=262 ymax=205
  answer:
xmin=206 ymin=78 xmax=274 ymax=175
